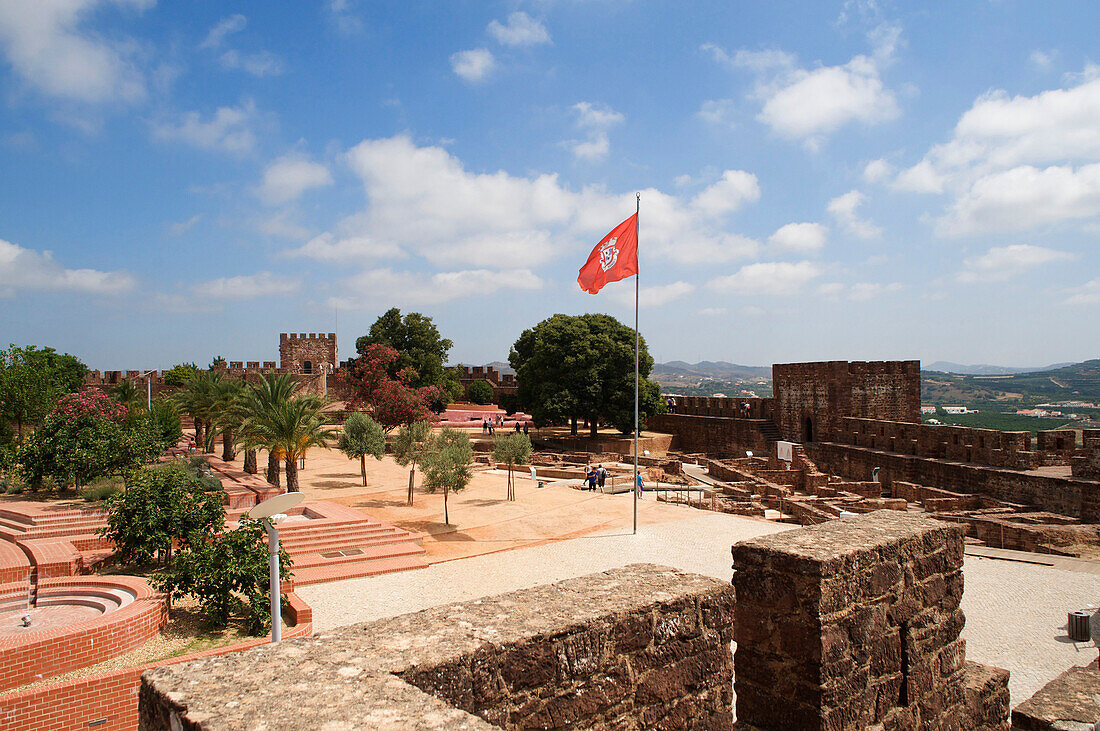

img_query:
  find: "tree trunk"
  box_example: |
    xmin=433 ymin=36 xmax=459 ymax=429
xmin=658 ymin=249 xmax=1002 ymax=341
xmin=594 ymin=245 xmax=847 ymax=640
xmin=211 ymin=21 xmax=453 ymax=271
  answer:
xmin=407 ymin=468 xmax=415 ymax=505
xmin=360 ymin=454 xmax=367 ymax=486
xmin=221 ymin=426 xmax=235 ymax=462
xmin=570 ymin=416 xmax=578 ymax=435
xmin=194 ymin=418 xmax=203 ymax=446
xmin=285 ymin=457 xmax=299 ymax=492
xmin=244 ymin=449 xmax=257 ymax=474
xmin=443 ymin=487 xmax=449 ymax=525
xmin=267 ymin=452 xmax=281 ymax=488
xmin=16 ymin=416 xmax=23 ymax=444
xmin=589 ymin=418 xmax=598 ymax=439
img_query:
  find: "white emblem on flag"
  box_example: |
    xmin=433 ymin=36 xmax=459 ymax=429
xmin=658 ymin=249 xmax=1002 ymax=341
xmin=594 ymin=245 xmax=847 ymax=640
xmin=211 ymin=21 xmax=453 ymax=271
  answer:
xmin=599 ymin=237 xmax=618 ymax=272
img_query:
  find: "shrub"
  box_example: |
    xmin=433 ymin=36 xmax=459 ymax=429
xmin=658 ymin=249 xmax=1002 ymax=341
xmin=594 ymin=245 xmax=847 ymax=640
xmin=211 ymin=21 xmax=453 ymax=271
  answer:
xmin=153 ymin=519 xmax=291 ymax=635
xmin=81 ymin=477 xmax=124 ymax=502
xmin=146 ymin=398 xmax=183 ymax=447
xmin=466 ymin=379 xmax=494 ymax=405
xmin=162 ymin=363 xmax=199 ymax=388
xmin=101 ymin=463 xmax=225 ymax=567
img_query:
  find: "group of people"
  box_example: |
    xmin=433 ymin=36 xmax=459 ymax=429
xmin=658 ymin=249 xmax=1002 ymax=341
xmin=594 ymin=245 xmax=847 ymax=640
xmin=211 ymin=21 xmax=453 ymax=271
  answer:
xmin=481 ymin=416 xmax=530 ymax=436
xmin=585 ymin=464 xmax=607 ymax=491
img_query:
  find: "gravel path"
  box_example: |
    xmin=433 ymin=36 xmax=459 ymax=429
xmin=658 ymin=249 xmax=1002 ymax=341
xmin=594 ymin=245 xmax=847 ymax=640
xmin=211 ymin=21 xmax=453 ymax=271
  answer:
xmin=298 ymin=509 xmax=1100 ymax=706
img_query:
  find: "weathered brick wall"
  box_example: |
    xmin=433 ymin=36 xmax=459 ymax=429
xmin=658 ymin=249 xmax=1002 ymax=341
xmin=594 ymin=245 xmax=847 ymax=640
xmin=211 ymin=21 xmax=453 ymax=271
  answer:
xmin=650 ymin=413 xmax=775 ymax=456
xmin=837 ymin=416 xmax=1036 ymax=469
xmin=809 ymin=441 xmax=1100 ymax=521
xmin=669 ymin=396 xmax=775 ymax=420
xmin=731 ymin=510 xmax=1010 ymax=730
xmin=139 ymin=565 xmax=734 ymax=730
xmin=771 ymin=360 xmax=920 ymax=443
xmin=1037 ymin=429 xmax=1077 ymax=455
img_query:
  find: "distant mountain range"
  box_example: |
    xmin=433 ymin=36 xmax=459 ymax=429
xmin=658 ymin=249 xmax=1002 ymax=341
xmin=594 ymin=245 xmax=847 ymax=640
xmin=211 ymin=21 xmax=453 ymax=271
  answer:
xmin=923 ymin=361 xmax=1075 ymax=376
xmin=922 ymin=360 xmax=1100 ymax=404
xmin=652 ymin=361 xmax=771 ymax=380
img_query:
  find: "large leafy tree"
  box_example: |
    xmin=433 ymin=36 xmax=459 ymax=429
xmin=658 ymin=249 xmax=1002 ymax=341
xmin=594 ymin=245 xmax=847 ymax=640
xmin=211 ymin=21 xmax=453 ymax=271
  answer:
xmin=18 ymin=390 xmax=160 ymax=489
xmin=354 ymin=308 xmax=453 ymax=388
xmin=393 ymin=420 xmax=431 ymax=505
xmin=509 ymin=313 xmax=665 ymax=438
xmin=420 ymin=428 xmax=473 ymax=526
xmin=0 ymin=345 xmax=88 ymax=441
xmin=493 ymin=432 xmax=532 ymax=501
xmin=341 ymin=344 xmax=439 ymax=432
xmin=163 ymin=363 xmax=199 ymax=388
xmin=337 ymin=412 xmax=385 ymax=486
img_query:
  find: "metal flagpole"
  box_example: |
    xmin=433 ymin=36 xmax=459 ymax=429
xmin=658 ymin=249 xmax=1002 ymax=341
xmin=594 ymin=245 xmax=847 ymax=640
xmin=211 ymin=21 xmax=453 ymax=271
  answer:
xmin=633 ymin=192 xmax=640 ymax=535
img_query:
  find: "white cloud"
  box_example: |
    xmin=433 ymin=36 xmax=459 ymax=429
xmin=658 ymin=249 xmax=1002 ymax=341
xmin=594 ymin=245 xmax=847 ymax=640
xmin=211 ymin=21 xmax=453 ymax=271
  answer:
xmin=219 ymin=49 xmax=282 ymax=77
xmin=1029 ymin=49 xmax=1055 ymax=71
xmin=325 ymin=135 xmax=761 ymax=270
xmin=330 ymin=267 xmax=542 ymax=307
xmin=715 ymin=28 xmax=900 ymax=149
xmin=608 ymin=281 xmax=694 ymax=308
xmin=691 ymin=170 xmax=761 ymax=216
xmin=258 ymin=210 xmax=311 ymax=240
xmin=200 ymin=14 xmax=245 ymax=49
xmin=487 ymin=12 xmax=550 ymax=47
xmin=707 ymin=261 xmax=822 ymax=296
xmin=168 ymin=214 xmax=202 ymax=236
xmin=566 ymin=102 xmax=624 ymax=161
xmin=897 ymin=74 xmax=1100 ymax=234
xmin=956 ymin=244 xmax=1074 ymax=283
xmin=768 ymin=222 xmax=827 ymax=252
xmin=151 ymin=102 xmax=258 ymax=155
xmin=1065 ymin=278 xmax=1100 ymax=305
xmin=193 ymin=271 xmax=299 ymax=299
xmin=450 ymin=48 xmax=496 ymax=82
xmin=327 ymin=0 xmax=363 ymax=35
xmin=863 ymin=158 xmax=894 ymax=183
xmin=827 ymin=190 xmax=881 ymax=238
xmin=284 ymin=233 xmax=404 ymax=262
xmin=697 ymin=307 xmax=727 ymax=316
xmin=0 ymin=237 xmax=135 ymax=296
xmin=0 ymin=0 xmax=151 ymax=103
xmin=696 ymin=99 xmax=737 ymax=128
xmin=259 ymin=155 xmax=333 ymax=205
xmin=817 ymin=281 xmax=901 ymax=300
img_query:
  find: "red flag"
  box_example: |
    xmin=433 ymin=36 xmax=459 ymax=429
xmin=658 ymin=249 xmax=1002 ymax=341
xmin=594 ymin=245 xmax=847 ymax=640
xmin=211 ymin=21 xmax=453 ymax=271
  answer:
xmin=577 ymin=213 xmax=638 ymax=294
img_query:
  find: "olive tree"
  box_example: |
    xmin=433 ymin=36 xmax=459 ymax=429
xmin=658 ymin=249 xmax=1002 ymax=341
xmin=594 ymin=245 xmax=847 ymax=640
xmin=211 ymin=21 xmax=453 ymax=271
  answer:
xmin=337 ymin=412 xmax=386 ymax=486
xmin=420 ymin=428 xmax=473 ymax=526
xmin=393 ymin=420 xmax=431 ymax=505
xmin=492 ymin=432 xmax=532 ymax=501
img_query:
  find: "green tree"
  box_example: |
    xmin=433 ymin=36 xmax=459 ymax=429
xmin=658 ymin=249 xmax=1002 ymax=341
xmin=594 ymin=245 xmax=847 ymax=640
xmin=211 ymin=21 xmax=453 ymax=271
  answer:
xmin=393 ymin=420 xmax=432 ymax=505
xmin=337 ymin=412 xmax=385 ymax=486
xmin=0 ymin=345 xmax=88 ymax=442
xmin=420 ymin=428 xmax=473 ymax=526
xmin=101 ymin=462 xmax=225 ymax=567
xmin=493 ymin=432 xmax=532 ymax=501
xmin=466 ymin=379 xmax=494 ymax=405
xmin=146 ymin=397 xmax=183 ymax=447
xmin=243 ymin=396 xmax=333 ymax=492
xmin=163 ymin=363 xmax=199 ymax=388
xmin=111 ymin=380 xmax=146 ymax=419
xmin=153 ymin=519 xmax=290 ymax=634
xmin=509 ymin=313 xmax=665 ymax=438
xmin=210 ymin=378 xmax=246 ymax=462
xmin=354 ymin=309 xmax=455 ymax=403
xmin=17 ymin=390 xmax=159 ymax=490
xmin=236 ymin=373 xmax=304 ymax=485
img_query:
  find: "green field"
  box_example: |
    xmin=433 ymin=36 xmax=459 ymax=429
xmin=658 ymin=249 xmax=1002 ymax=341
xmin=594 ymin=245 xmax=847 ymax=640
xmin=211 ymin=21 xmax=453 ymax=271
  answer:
xmin=923 ymin=410 xmax=1074 ymax=437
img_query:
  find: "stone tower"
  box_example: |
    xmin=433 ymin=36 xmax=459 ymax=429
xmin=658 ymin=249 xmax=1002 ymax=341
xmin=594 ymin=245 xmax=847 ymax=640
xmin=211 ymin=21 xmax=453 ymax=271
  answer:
xmin=279 ymin=333 xmax=337 ymax=374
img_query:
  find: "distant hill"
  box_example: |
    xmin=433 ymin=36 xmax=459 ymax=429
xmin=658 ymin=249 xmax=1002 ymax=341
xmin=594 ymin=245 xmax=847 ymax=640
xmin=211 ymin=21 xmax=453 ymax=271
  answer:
xmin=485 ymin=361 xmax=515 ymax=375
xmin=653 ymin=361 xmax=771 ymax=380
xmin=924 ymin=361 xmax=1074 ymax=375
xmin=922 ymin=360 xmax=1100 ymax=404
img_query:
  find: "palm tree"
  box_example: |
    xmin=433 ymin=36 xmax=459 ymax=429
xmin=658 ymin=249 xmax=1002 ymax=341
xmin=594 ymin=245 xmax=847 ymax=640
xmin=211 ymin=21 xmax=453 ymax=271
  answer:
xmin=210 ymin=379 xmax=246 ymax=462
xmin=236 ymin=373 xmax=303 ymax=484
xmin=111 ymin=381 xmax=145 ymax=414
xmin=171 ymin=370 xmax=222 ymax=451
xmin=243 ymin=396 xmax=333 ymax=492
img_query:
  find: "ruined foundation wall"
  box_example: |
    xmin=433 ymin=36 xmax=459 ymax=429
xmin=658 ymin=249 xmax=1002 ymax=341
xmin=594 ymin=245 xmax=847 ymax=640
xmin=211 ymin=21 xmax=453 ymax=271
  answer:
xmin=809 ymin=441 xmax=1100 ymax=522
xmin=650 ymin=413 xmax=775 ymax=456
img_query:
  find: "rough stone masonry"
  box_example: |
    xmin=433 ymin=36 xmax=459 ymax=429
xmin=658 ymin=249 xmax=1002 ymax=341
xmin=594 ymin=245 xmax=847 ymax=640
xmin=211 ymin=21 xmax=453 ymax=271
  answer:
xmin=731 ymin=510 xmax=1010 ymax=730
xmin=138 ymin=564 xmax=734 ymax=730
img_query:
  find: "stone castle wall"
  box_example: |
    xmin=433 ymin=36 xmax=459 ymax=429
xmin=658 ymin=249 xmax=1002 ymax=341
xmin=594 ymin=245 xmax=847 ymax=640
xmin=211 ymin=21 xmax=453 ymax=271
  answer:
xmin=278 ymin=332 xmax=336 ymax=373
xmin=771 ymin=360 xmax=921 ymax=443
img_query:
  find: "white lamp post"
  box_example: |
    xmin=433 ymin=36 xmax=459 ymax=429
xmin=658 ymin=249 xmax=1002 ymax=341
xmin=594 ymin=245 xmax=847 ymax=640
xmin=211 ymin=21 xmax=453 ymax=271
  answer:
xmin=247 ymin=492 xmax=305 ymax=643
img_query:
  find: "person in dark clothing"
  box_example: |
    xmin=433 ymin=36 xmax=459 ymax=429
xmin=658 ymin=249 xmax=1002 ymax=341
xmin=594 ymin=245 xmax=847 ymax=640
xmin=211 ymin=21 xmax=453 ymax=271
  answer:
xmin=596 ymin=465 xmax=606 ymax=491
xmin=523 ymin=421 xmax=529 ymax=435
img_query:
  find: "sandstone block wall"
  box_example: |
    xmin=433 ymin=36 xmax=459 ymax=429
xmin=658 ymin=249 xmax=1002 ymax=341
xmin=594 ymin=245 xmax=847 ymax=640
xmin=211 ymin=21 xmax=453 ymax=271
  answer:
xmin=278 ymin=332 xmax=336 ymax=373
xmin=139 ymin=564 xmax=734 ymax=730
xmin=836 ymin=416 xmax=1037 ymax=470
xmin=731 ymin=510 xmax=1009 ymax=730
xmin=650 ymin=413 xmax=776 ymax=456
xmin=771 ymin=361 xmax=920 ymax=443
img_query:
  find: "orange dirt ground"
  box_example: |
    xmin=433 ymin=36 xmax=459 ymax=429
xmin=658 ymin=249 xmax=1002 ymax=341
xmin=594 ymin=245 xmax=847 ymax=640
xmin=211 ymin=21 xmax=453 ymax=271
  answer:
xmin=225 ymin=445 xmax=719 ymax=563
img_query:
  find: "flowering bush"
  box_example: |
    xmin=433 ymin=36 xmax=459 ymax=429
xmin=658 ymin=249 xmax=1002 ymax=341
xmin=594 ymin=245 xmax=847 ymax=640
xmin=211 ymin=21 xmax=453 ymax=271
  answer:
xmin=341 ymin=344 xmax=440 ymax=431
xmin=53 ymin=389 xmax=128 ymax=423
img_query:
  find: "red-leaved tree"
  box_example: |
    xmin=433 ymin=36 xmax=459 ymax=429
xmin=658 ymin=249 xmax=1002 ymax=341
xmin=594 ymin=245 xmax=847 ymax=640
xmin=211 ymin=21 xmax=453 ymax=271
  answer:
xmin=53 ymin=389 xmax=129 ymax=423
xmin=341 ymin=344 xmax=440 ymax=432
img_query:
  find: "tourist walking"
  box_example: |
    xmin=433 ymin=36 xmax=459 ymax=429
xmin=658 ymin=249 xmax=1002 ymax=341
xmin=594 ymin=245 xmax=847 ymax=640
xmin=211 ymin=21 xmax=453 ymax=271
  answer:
xmin=586 ymin=465 xmax=597 ymax=491
xmin=596 ymin=465 xmax=607 ymax=491
xmin=635 ymin=473 xmax=644 ymax=499
xmin=522 ymin=421 xmax=529 ymax=435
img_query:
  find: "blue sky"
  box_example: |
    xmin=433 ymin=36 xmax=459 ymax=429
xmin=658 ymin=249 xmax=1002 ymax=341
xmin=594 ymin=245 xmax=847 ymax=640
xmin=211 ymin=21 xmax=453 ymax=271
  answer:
xmin=1 ymin=0 xmax=1099 ymax=370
